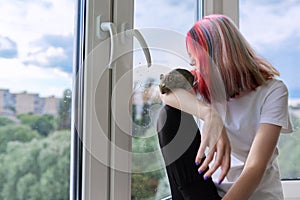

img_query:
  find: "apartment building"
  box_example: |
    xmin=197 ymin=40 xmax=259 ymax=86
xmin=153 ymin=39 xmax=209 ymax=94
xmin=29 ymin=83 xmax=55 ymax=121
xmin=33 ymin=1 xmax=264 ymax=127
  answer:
xmin=0 ymin=89 xmax=60 ymax=116
xmin=14 ymin=91 xmax=40 ymax=115
xmin=40 ymin=96 xmax=60 ymax=116
xmin=0 ymin=89 xmax=15 ymax=115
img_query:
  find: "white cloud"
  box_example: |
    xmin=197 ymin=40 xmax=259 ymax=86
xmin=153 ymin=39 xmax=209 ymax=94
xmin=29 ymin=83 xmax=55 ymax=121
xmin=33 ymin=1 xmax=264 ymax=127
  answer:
xmin=46 ymin=47 xmax=67 ymax=59
xmin=0 ymin=58 xmax=72 ymax=97
xmin=240 ymin=1 xmax=300 ymax=50
xmin=133 ymin=0 xmax=195 ymax=74
xmin=0 ymin=37 xmax=14 ymax=49
xmin=25 ymin=47 xmax=67 ymax=66
xmin=134 ymin=0 xmax=195 ymax=34
xmin=239 ymin=0 xmax=300 ymax=97
xmin=0 ymin=0 xmax=74 ymax=97
xmin=0 ymin=0 xmax=74 ymax=59
xmin=1 ymin=0 xmax=299 ymax=98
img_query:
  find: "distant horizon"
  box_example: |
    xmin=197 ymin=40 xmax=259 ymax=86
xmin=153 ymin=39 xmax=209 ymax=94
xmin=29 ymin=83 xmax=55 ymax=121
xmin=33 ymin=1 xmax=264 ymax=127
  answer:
xmin=2 ymin=82 xmax=299 ymax=100
xmin=0 ymin=87 xmax=68 ymax=98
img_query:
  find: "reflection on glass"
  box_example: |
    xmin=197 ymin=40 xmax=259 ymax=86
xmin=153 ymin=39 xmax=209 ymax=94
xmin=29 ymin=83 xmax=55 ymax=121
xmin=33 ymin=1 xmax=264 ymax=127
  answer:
xmin=132 ymin=0 xmax=196 ymax=199
xmin=0 ymin=0 xmax=73 ymax=199
xmin=240 ymin=0 xmax=300 ymax=180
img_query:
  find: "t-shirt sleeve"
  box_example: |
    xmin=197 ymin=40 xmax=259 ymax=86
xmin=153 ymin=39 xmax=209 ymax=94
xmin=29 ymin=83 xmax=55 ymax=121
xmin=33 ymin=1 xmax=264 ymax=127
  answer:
xmin=260 ymin=80 xmax=293 ymax=133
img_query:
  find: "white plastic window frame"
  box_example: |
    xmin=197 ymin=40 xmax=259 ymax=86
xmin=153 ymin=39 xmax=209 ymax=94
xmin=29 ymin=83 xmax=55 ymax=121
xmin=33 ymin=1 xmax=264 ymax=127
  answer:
xmin=76 ymin=0 xmax=300 ymax=199
xmin=75 ymin=0 xmax=134 ymax=199
xmin=202 ymin=0 xmax=300 ymax=199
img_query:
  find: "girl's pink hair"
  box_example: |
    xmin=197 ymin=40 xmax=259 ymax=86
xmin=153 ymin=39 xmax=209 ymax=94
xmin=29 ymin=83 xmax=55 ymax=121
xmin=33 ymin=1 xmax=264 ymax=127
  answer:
xmin=186 ymin=14 xmax=279 ymax=103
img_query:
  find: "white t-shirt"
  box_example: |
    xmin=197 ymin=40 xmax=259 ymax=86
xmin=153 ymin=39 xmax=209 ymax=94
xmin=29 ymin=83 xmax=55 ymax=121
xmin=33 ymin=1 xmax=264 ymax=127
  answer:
xmin=195 ymin=79 xmax=293 ymax=200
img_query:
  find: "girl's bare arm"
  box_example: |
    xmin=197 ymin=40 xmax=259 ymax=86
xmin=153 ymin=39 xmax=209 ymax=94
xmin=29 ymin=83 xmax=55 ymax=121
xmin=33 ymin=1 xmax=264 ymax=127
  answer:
xmin=222 ymin=123 xmax=281 ymax=199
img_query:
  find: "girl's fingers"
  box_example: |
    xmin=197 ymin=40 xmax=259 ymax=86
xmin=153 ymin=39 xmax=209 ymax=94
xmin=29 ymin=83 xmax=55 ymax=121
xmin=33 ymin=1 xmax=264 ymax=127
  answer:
xmin=195 ymin=139 xmax=207 ymax=165
xmin=217 ymin=144 xmax=231 ymax=184
xmin=204 ymin=141 xmax=225 ymax=178
xmin=198 ymin=146 xmax=215 ymax=174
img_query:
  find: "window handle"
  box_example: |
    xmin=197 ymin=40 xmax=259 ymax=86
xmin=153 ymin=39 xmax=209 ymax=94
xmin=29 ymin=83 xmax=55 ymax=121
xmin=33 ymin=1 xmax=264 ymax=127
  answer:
xmin=97 ymin=16 xmax=151 ymax=68
xmin=100 ymin=22 xmax=117 ymax=69
xmin=121 ymin=23 xmax=152 ymax=67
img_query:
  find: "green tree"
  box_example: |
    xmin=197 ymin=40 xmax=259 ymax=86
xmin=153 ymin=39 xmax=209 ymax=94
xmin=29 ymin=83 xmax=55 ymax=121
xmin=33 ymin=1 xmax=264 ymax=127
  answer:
xmin=131 ymin=171 xmax=162 ymax=200
xmin=0 ymin=130 xmax=70 ymax=200
xmin=0 ymin=124 xmax=40 ymax=153
xmin=16 ymin=173 xmax=39 ymax=200
xmin=131 ymin=127 xmax=165 ymax=199
xmin=0 ymin=116 xmax=15 ymax=127
xmin=278 ymin=113 xmax=300 ymax=178
xmin=57 ymin=89 xmax=72 ymax=130
xmin=17 ymin=114 xmax=55 ymax=136
xmin=0 ymin=140 xmax=41 ymax=200
xmin=17 ymin=113 xmax=40 ymax=125
xmin=32 ymin=114 xmax=55 ymax=136
xmin=37 ymin=131 xmax=70 ymax=200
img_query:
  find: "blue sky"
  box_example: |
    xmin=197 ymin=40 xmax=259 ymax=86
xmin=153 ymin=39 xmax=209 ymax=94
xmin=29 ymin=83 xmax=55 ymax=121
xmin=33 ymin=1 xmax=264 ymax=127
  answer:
xmin=240 ymin=0 xmax=300 ymax=98
xmin=0 ymin=0 xmax=74 ymax=97
xmin=0 ymin=0 xmax=299 ymax=98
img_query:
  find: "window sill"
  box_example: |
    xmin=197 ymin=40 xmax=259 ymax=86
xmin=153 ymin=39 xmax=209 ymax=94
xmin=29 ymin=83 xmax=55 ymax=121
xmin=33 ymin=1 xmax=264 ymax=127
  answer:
xmin=282 ymin=180 xmax=300 ymax=200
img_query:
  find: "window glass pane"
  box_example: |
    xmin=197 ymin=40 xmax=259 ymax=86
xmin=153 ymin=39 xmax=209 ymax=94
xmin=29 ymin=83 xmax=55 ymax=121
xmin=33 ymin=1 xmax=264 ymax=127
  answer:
xmin=240 ymin=0 xmax=300 ymax=179
xmin=0 ymin=0 xmax=73 ymax=199
xmin=132 ymin=0 xmax=196 ymax=199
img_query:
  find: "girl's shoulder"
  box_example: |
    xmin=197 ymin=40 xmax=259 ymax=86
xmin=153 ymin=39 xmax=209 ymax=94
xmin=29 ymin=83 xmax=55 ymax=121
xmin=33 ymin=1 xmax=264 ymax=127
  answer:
xmin=261 ymin=78 xmax=288 ymax=95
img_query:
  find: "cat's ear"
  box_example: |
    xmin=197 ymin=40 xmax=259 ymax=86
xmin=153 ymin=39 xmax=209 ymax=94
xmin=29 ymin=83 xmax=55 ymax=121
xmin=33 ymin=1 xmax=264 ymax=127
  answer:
xmin=160 ymin=74 xmax=164 ymax=80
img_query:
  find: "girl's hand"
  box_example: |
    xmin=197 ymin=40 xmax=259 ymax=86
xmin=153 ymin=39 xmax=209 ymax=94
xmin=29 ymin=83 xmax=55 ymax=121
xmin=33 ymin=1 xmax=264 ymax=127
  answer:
xmin=195 ymin=108 xmax=231 ymax=184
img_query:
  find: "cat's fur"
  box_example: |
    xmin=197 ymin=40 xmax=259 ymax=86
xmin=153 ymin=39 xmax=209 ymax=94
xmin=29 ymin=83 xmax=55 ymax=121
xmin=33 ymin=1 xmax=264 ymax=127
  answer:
xmin=159 ymin=68 xmax=195 ymax=94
